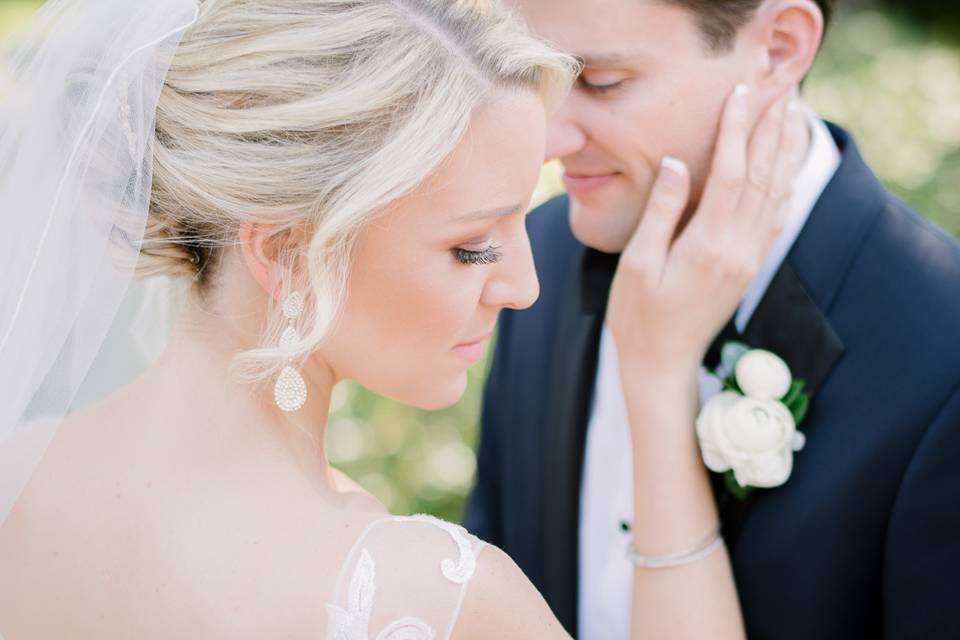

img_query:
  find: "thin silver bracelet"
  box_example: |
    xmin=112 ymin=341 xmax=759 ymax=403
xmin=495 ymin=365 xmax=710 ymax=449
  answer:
xmin=627 ymin=525 xmax=724 ymax=569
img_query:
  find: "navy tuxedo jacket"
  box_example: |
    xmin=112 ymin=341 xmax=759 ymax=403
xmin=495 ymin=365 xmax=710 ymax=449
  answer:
xmin=463 ymin=125 xmax=960 ymax=639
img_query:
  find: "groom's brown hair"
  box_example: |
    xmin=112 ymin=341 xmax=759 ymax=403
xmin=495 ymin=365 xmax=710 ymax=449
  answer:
xmin=663 ymin=0 xmax=837 ymax=53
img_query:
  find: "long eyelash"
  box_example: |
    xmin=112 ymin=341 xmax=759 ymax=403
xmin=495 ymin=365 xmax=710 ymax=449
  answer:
xmin=455 ymin=245 xmax=502 ymax=265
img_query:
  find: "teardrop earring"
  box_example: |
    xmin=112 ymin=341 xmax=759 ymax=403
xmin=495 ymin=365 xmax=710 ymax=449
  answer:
xmin=273 ymin=291 xmax=308 ymax=412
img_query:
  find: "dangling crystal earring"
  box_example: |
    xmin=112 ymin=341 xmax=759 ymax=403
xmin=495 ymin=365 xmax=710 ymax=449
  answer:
xmin=273 ymin=291 xmax=308 ymax=412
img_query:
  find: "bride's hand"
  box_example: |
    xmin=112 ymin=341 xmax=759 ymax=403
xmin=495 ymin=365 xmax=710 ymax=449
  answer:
xmin=607 ymin=86 xmax=807 ymax=376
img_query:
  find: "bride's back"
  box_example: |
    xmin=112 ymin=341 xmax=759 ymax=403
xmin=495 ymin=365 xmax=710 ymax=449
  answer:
xmin=0 ymin=373 xmax=387 ymax=638
xmin=0 ymin=376 xmax=541 ymax=639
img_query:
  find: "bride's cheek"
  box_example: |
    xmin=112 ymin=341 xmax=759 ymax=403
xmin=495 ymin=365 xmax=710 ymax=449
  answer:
xmin=418 ymin=266 xmax=484 ymax=349
xmin=385 ymin=259 xmax=461 ymax=340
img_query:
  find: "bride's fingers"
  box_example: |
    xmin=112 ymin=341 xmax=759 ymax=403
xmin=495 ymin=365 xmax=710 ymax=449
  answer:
xmin=754 ymin=101 xmax=806 ymax=244
xmin=734 ymin=92 xmax=791 ymax=229
xmin=693 ymin=84 xmax=751 ymax=235
xmin=620 ymin=156 xmax=691 ymax=283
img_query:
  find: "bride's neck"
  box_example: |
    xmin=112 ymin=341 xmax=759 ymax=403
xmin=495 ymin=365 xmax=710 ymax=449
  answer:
xmin=146 ymin=285 xmax=342 ymax=498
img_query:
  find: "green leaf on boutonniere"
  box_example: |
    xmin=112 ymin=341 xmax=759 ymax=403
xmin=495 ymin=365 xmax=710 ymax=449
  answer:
xmin=781 ymin=379 xmax=810 ymax=425
xmin=721 ymin=375 xmax=744 ymax=395
xmin=724 ymin=470 xmax=755 ymax=501
xmin=788 ymin=392 xmax=810 ymax=425
xmin=720 ymin=341 xmax=750 ymax=374
xmin=781 ymin=379 xmax=806 ymax=407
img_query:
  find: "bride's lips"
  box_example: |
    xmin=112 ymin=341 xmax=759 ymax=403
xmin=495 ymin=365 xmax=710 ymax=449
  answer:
xmin=453 ymin=332 xmax=493 ymax=363
xmin=562 ymin=170 xmax=620 ymax=194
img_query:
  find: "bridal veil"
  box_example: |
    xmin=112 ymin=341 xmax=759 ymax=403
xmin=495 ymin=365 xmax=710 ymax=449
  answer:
xmin=0 ymin=0 xmax=199 ymax=529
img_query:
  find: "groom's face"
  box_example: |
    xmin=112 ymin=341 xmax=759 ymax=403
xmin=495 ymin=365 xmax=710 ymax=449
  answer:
xmin=516 ymin=0 xmax=761 ymax=253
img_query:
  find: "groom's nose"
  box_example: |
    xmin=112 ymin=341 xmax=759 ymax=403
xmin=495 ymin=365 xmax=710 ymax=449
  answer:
xmin=545 ymin=100 xmax=587 ymax=161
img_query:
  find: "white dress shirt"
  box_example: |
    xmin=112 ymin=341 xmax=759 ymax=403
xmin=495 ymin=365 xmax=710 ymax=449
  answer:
xmin=576 ymin=111 xmax=841 ymax=640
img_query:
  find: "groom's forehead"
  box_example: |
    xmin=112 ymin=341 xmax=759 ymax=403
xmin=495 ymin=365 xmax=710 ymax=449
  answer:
xmin=511 ymin=0 xmax=701 ymax=46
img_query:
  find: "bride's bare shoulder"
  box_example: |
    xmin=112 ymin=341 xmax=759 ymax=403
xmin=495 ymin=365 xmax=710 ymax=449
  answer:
xmin=3 ymin=389 xmax=146 ymax=512
xmin=329 ymin=466 xmax=377 ymax=501
xmin=452 ymin=543 xmax=570 ymax=640
xmin=0 ymin=397 xmax=158 ymax=636
xmin=0 ymin=393 xmax=167 ymax=589
xmin=0 ymin=418 xmax=387 ymax=638
xmin=1 ymin=402 xmax=122 ymax=519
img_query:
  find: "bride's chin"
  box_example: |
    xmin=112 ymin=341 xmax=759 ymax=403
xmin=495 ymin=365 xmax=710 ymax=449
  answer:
xmin=404 ymin=373 xmax=469 ymax=412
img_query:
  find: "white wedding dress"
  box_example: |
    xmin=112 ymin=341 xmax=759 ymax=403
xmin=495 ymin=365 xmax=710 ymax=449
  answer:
xmin=325 ymin=514 xmax=487 ymax=640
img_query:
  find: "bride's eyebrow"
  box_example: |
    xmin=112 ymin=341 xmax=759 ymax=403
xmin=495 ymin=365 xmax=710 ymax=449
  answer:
xmin=454 ymin=204 xmax=523 ymax=222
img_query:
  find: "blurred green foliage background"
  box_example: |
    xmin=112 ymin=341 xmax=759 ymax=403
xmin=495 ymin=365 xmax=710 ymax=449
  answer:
xmin=2 ymin=1 xmax=958 ymax=522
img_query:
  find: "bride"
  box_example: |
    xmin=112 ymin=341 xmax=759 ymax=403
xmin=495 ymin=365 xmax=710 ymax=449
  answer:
xmin=0 ymin=0 xmax=804 ymax=637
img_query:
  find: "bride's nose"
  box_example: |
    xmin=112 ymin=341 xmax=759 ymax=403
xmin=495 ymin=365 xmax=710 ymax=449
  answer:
xmin=481 ymin=235 xmax=540 ymax=311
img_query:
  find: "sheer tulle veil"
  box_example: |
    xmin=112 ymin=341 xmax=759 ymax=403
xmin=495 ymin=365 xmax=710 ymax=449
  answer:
xmin=0 ymin=0 xmax=200 ymax=532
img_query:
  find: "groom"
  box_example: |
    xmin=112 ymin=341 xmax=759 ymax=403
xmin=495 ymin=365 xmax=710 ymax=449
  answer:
xmin=464 ymin=0 xmax=960 ymax=638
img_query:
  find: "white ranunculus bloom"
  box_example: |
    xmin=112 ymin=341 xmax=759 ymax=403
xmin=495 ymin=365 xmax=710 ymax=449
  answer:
xmin=697 ymin=391 xmax=806 ymax=489
xmin=735 ymin=349 xmax=792 ymax=401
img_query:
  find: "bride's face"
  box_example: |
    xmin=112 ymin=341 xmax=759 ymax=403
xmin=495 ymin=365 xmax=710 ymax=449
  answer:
xmin=320 ymin=89 xmax=548 ymax=409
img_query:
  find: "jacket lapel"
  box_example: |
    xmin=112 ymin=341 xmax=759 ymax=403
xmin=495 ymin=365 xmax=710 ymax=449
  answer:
xmin=714 ymin=260 xmax=846 ymax=545
xmin=714 ymin=124 xmax=888 ymax=547
xmin=741 ymin=261 xmax=845 ymax=396
xmin=541 ymin=247 xmax=612 ymax=634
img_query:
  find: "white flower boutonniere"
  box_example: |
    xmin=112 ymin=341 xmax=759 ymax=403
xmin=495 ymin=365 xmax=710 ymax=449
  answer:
xmin=697 ymin=342 xmax=810 ymax=500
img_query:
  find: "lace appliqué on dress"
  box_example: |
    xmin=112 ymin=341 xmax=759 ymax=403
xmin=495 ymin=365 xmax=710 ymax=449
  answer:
xmin=326 ymin=549 xmax=433 ymax=640
xmin=394 ymin=515 xmax=477 ymax=584
xmin=326 ymin=515 xmax=482 ymax=640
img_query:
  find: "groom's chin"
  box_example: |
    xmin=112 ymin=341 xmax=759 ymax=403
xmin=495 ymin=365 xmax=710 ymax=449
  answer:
xmin=568 ymin=196 xmax=640 ymax=255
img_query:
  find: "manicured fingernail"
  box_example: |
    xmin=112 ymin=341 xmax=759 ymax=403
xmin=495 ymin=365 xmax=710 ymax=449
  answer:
xmin=734 ymin=84 xmax=750 ymax=98
xmin=661 ymin=155 xmax=687 ymax=175
xmin=660 ymin=156 xmax=687 ymax=185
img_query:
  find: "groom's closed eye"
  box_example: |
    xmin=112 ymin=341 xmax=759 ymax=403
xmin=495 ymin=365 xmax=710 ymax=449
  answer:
xmin=576 ymin=67 xmax=638 ymax=98
xmin=577 ymin=73 xmax=628 ymax=95
xmin=573 ymin=48 xmax=647 ymax=97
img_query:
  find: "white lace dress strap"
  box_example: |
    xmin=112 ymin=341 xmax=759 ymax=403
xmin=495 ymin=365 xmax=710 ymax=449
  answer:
xmin=326 ymin=514 xmax=487 ymax=640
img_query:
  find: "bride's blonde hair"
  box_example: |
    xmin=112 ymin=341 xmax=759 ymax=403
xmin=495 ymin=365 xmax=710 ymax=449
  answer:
xmin=138 ymin=0 xmax=577 ymax=381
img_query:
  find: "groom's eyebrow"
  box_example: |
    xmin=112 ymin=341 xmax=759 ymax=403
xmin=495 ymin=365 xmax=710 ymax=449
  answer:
xmin=576 ymin=49 xmax=645 ymax=66
xmin=456 ymin=204 xmax=524 ymax=221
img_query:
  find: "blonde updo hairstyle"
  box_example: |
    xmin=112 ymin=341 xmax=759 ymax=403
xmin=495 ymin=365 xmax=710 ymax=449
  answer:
xmin=138 ymin=0 xmax=577 ymax=383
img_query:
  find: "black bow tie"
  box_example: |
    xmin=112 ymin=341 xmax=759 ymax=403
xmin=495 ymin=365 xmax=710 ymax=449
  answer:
xmin=578 ymin=248 xmax=619 ymax=315
xmin=578 ymin=247 xmax=739 ymax=369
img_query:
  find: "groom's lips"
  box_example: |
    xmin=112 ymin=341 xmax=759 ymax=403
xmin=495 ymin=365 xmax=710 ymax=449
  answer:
xmin=562 ymin=170 xmax=620 ymax=194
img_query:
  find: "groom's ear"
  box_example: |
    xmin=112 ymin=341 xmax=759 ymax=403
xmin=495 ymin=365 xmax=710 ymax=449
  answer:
xmin=750 ymin=0 xmax=825 ymax=92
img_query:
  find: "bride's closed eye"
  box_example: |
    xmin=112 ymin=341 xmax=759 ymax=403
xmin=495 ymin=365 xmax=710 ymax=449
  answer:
xmin=454 ymin=245 xmax=502 ymax=265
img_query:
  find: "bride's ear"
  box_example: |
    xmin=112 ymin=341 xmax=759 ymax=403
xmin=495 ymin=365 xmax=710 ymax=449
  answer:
xmin=753 ymin=0 xmax=825 ymax=91
xmin=238 ymin=221 xmax=282 ymax=299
